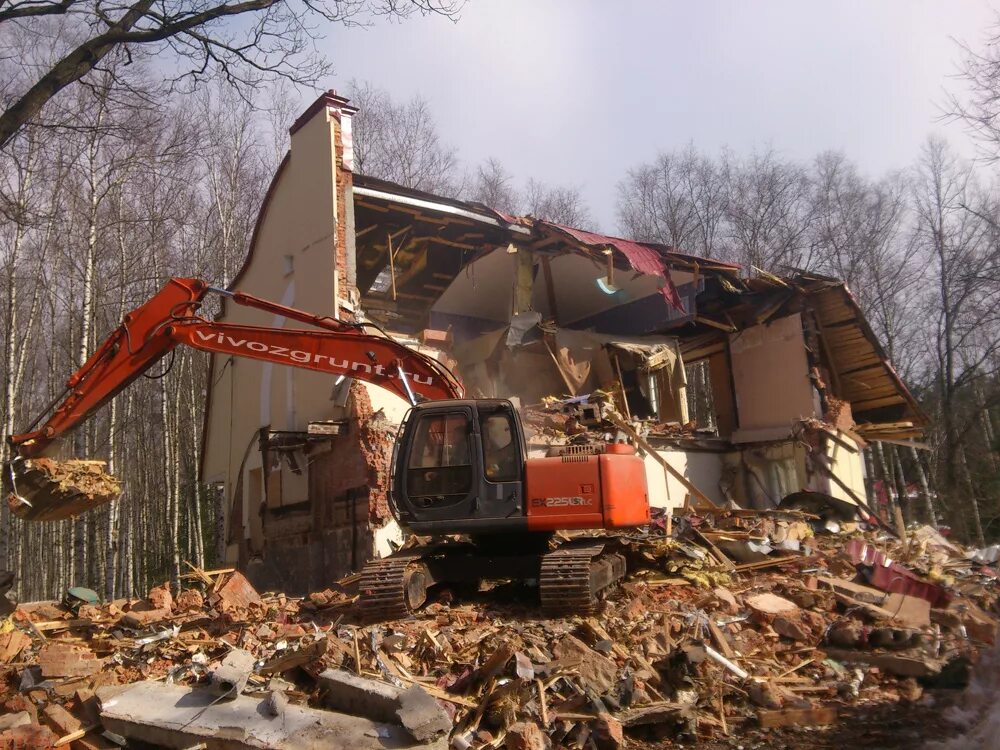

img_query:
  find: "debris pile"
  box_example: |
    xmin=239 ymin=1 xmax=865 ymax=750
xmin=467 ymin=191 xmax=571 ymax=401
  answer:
xmin=0 ymin=510 xmax=997 ymax=749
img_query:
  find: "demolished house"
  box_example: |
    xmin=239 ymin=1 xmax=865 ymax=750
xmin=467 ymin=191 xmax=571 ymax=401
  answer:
xmin=200 ymin=91 xmax=926 ymax=594
xmin=7 ymin=91 xmax=999 ymax=750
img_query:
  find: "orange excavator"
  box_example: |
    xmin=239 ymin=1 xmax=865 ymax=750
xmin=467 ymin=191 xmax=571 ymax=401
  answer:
xmin=7 ymin=277 xmax=651 ymax=618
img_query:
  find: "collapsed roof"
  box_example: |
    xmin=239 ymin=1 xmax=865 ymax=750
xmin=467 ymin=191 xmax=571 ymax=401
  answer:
xmin=351 ymin=174 xmax=927 ymax=440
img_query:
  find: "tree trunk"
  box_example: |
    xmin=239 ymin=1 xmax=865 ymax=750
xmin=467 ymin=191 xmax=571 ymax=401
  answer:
xmin=958 ymin=446 xmax=986 ymax=548
xmin=889 ymin=445 xmax=912 ymax=527
xmin=909 ymin=446 xmax=937 ymax=528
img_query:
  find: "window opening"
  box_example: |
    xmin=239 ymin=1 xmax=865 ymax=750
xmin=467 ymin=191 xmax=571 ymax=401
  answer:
xmin=407 ymin=413 xmax=473 ymax=498
xmin=684 ymin=359 xmax=717 ymax=433
xmin=480 ymin=412 xmax=520 ymax=482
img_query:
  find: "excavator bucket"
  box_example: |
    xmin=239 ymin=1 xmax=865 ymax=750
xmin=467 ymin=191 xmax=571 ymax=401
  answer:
xmin=5 ymin=456 xmax=121 ymax=522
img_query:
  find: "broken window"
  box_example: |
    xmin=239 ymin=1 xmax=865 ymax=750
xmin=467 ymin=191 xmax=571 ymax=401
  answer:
xmin=265 ymin=454 xmax=310 ymax=511
xmin=607 ymin=343 xmax=689 ymax=425
xmin=684 ymin=359 xmax=717 ymax=433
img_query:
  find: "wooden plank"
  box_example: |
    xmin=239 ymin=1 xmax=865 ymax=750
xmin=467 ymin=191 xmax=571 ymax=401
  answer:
xmin=851 ymin=395 xmax=907 ymax=410
xmin=757 ymin=707 xmax=838 ymax=728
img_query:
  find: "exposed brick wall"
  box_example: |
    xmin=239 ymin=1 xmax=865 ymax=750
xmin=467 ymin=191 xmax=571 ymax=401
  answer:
xmin=352 ymin=387 xmax=396 ymax=524
xmin=332 ymin=109 xmax=354 ymax=309
xmin=247 ymin=382 xmax=394 ymax=593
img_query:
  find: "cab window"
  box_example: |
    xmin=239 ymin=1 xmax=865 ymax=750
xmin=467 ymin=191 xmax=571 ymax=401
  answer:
xmin=480 ymin=412 xmax=519 ymax=483
xmin=407 ymin=413 xmax=473 ymax=497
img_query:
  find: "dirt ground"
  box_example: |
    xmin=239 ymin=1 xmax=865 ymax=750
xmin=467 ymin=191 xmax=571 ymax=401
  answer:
xmin=633 ymin=692 xmax=961 ymax=749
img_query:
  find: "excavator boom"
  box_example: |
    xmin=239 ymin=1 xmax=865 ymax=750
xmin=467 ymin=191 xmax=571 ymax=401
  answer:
xmin=7 ymin=277 xmax=463 ymax=519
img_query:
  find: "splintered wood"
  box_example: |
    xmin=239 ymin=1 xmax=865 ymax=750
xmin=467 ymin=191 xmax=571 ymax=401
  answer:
xmin=6 ymin=457 xmax=120 ymax=521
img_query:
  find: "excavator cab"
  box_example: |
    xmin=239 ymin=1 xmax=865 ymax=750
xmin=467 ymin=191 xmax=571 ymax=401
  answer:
xmin=391 ymin=399 xmax=531 ymax=536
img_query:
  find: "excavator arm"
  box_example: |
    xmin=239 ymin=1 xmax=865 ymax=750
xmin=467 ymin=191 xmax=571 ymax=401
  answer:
xmin=7 ymin=277 xmax=463 ymax=519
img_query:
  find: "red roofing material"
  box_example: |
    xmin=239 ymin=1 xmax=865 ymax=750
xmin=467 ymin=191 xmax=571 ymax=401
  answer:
xmin=543 ymin=222 xmax=687 ymax=312
xmin=848 ymin=539 xmax=953 ymax=608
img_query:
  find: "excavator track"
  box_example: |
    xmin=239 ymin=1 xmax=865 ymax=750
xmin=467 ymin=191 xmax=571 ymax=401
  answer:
xmin=359 ymin=537 xmax=628 ymax=621
xmin=539 ymin=539 xmax=626 ymax=617
xmin=357 ymin=548 xmax=432 ymax=621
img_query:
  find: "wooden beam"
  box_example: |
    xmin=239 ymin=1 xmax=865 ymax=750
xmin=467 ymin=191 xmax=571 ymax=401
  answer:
xmin=695 ymin=315 xmax=737 ymax=332
xmin=542 ymin=256 xmax=559 ymax=323
xmin=387 ymin=232 xmax=397 ymax=301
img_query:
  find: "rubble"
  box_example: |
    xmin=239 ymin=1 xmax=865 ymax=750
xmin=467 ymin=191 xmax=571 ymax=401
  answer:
xmin=5 ymin=458 xmax=120 ymax=522
xmin=0 ymin=516 xmax=995 ymax=748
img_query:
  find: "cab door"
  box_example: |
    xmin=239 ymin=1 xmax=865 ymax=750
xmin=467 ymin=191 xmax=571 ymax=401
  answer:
xmin=391 ymin=400 xmax=528 ymax=535
xmin=476 ymin=402 xmax=525 ymax=523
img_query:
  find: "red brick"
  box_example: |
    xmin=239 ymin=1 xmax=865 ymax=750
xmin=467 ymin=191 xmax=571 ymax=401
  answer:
xmin=0 ymin=630 xmax=30 ymax=663
xmin=0 ymin=724 xmax=58 ymax=750
xmin=41 ymin=704 xmax=81 ymax=736
xmin=211 ymin=570 xmax=262 ymax=611
xmin=38 ymin=642 xmax=103 ymax=679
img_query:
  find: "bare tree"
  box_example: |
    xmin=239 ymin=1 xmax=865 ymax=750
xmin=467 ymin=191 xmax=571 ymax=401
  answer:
xmin=347 ymin=79 xmax=460 ymax=196
xmin=721 ymin=149 xmax=815 ymax=272
xmin=469 ymin=157 xmax=520 ymax=215
xmin=524 ymin=178 xmax=591 ymax=228
xmin=617 ymin=147 xmax=700 ymax=249
xmin=912 ymin=136 xmax=1000 ymax=546
xmin=0 ymin=0 xmax=460 ymax=151
xmin=949 ymin=14 xmax=1000 ymax=161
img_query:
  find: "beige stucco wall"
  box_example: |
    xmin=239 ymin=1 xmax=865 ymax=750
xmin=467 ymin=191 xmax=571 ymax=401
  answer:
xmin=202 ymin=100 xmax=355 ymax=563
xmin=644 ymin=450 xmax=727 ymax=509
xmin=823 ymin=432 xmax=867 ymax=506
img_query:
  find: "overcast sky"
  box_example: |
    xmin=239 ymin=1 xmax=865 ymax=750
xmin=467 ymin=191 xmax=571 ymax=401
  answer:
xmin=321 ymin=0 xmax=998 ymax=231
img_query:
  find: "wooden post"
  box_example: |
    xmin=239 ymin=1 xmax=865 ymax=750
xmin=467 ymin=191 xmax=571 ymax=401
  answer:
xmin=612 ymin=354 xmax=631 ymax=420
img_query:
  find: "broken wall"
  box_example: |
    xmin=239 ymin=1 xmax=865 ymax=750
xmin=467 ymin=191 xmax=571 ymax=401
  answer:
xmin=730 ymin=313 xmax=818 ymax=443
xmin=201 ymin=93 xmax=415 ymax=589
xmin=644 ymin=448 xmax=728 ymax=508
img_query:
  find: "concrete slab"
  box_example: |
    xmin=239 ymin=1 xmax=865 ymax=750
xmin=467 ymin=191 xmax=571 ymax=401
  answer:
xmin=98 ymin=681 xmax=448 ymax=750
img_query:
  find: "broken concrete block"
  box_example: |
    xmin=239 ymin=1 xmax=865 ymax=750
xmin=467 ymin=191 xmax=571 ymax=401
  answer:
xmin=883 ymin=592 xmax=931 ymax=628
xmin=772 ymin=615 xmax=810 ymax=642
xmin=318 ymin=668 xmax=403 ymax=722
xmin=822 ymin=648 xmax=943 ymax=678
xmin=591 ymin=713 xmax=624 ymax=750
xmin=263 ymin=689 xmax=288 ymax=717
xmin=0 ymin=723 xmax=59 ymax=749
xmin=147 ymin=583 xmax=173 ymax=612
xmin=37 ymin=641 xmax=103 ymax=678
xmin=505 ymin=721 xmax=549 ymax=750
xmin=826 ymin=619 xmax=864 ymax=648
xmin=174 ymin=588 xmax=204 ymax=611
xmin=551 ymin=634 xmax=618 ymax=694
xmin=712 ymin=586 xmax=739 ymax=613
xmin=397 ymin=684 xmax=451 ymax=741
xmin=208 ymin=648 xmax=255 ymax=699
xmin=748 ymin=681 xmax=783 ymax=709
xmin=97 ymin=681 xmax=446 ymax=750
xmin=868 ymin=627 xmax=920 ymax=650
xmin=746 ymin=593 xmax=799 ymax=617
xmin=121 ymin=607 xmax=170 ymax=628
xmin=0 ymin=713 xmax=31 ymax=731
